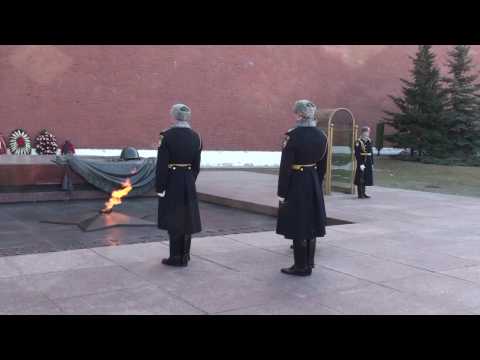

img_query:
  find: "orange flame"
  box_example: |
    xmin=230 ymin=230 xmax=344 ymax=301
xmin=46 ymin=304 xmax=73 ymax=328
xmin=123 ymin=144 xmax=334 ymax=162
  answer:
xmin=101 ymin=178 xmax=133 ymax=213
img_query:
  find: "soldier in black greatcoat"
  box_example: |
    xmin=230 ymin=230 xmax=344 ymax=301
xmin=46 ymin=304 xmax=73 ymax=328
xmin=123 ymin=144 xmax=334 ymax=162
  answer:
xmin=354 ymin=126 xmax=374 ymax=199
xmin=156 ymin=104 xmax=202 ymax=267
xmin=276 ymin=100 xmax=328 ymax=276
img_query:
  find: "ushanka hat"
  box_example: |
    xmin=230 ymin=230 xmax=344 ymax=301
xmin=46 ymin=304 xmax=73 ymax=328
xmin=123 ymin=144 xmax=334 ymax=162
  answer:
xmin=170 ymin=103 xmax=191 ymax=122
xmin=293 ymin=99 xmax=316 ymax=118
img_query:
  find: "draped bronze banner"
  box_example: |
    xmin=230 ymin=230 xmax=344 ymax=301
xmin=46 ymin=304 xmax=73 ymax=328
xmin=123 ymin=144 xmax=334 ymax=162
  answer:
xmin=53 ymin=154 xmax=156 ymax=195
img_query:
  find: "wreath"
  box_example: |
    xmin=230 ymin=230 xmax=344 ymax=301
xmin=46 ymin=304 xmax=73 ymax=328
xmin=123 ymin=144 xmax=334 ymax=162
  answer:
xmin=61 ymin=140 xmax=75 ymax=155
xmin=8 ymin=128 xmax=32 ymax=155
xmin=35 ymin=129 xmax=58 ymax=155
xmin=0 ymin=133 xmax=7 ymax=154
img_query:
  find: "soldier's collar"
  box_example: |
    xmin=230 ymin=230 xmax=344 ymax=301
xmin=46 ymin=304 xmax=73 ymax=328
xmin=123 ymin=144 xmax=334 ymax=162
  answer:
xmin=171 ymin=121 xmax=191 ymax=129
xmin=295 ymin=118 xmax=317 ymax=127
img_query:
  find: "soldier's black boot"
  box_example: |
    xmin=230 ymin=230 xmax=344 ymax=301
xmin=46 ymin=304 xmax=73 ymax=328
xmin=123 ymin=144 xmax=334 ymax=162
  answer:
xmin=162 ymin=232 xmax=185 ymax=267
xmin=182 ymin=234 xmax=192 ymax=265
xmin=307 ymin=238 xmax=316 ymax=269
xmin=357 ymin=185 xmax=364 ymax=199
xmin=281 ymin=239 xmax=311 ymax=276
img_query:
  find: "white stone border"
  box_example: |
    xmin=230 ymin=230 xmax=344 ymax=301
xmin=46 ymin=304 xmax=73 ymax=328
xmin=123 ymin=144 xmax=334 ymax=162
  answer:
xmin=72 ymin=148 xmax=404 ymax=168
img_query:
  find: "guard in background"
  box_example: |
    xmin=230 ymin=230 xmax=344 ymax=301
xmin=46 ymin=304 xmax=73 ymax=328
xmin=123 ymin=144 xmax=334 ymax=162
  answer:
xmin=354 ymin=126 xmax=374 ymax=199
xmin=276 ymin=100 xmax=328 ymax=276
xmin=156 ymin=104 xmax=202 ymax=267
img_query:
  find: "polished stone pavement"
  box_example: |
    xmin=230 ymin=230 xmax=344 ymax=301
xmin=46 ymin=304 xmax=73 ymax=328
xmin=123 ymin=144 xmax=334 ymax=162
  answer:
xmin=1 ymin=171 xmax=480 ymax=314
xmin=0 ymin=199 xmax=277 ymax=257
xmin=2 ymin=227 xmax=480 ymax=315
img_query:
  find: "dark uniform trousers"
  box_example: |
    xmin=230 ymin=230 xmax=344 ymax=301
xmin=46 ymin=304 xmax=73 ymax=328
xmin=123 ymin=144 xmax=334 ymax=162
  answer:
xmin=156 ymin=127 xmax=202 ymax=267
xmin=276 ymin=127 xmax=328 ymax=276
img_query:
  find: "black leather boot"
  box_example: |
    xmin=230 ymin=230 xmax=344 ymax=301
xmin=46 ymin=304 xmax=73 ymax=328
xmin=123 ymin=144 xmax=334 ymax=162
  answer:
xmin=162 ymin=232 xmax=186 ymax=267
xmin=183 ymin=234 xmax=192 ymax=264
xmin=357 ymin=185 xmax=364 ymax=199
xmin=281 ymin=239 xmax=311 ymax=276
xmin=307 ymin=238 xmax=316 ymax=269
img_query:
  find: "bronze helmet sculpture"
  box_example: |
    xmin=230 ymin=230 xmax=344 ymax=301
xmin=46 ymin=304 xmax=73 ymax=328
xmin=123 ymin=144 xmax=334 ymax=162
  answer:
xmin=120 ymin=147 xmax=140 ymax=161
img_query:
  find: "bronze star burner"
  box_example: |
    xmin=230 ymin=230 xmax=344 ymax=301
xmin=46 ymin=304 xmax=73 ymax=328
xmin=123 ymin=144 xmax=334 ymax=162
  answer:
xmin=41 ymin=178 xmax=156 ymax=232
xmin=41 ymin=210 xmax=156 ymax=232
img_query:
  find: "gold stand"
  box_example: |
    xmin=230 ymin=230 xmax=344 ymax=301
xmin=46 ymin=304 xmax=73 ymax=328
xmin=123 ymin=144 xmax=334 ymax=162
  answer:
xmin=317 ymin=108 xmax=357 ymax=196
xmin=324 ymin=122 xmax=334 ymax=195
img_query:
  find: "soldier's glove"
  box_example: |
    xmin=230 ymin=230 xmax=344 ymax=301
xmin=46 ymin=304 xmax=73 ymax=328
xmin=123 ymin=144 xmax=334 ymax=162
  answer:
xmin=278 ymin=197 xmax=285 ymax=203
xmin=360 ymin=165 xmax=366 ymax=171
xmin=157 ymin=191 xmax=166 ymax=197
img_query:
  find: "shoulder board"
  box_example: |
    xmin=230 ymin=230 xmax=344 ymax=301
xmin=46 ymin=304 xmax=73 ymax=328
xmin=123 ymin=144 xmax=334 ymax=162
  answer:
xmin=286 ymin=127 xmax=295 ymax=134
xmin=158 ymin=132 xmax=166 ymax=147
xmin=198 ymin=134 xmax=202 ymax=150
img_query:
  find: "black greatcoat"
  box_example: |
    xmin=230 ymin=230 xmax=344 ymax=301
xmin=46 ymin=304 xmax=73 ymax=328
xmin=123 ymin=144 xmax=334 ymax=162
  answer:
xmin=354 ymin=137 xmax=374 ymax=186
xmin=156 ymin=127 xmax=202 ymax=235
xmin=276 ymin=127 xmax=328 ymax=241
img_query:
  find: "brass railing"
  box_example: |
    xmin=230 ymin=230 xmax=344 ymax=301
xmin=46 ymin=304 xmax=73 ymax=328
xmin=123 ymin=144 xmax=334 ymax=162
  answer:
xmin=317 ymin=108 xmax=357 ymax=195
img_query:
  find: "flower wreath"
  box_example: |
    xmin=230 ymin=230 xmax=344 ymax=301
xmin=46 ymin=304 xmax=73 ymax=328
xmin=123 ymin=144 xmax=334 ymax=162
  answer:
xmin=0 ymin=133 xmax=8 ymax=154
xmin=61 ymin=140 xmax=75 ymax=155
xmin=8 ymin=128 xmax=32 ymax=155
xmin=35 ymin=129 xmax=58 ymax=155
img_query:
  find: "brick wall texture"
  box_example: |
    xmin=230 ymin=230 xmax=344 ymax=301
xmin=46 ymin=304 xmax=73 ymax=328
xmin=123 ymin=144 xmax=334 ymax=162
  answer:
xmin=1 ymin=45 xmax=476 ymax=151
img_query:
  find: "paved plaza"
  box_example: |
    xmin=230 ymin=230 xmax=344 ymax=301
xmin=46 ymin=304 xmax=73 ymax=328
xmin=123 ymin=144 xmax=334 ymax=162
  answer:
xmin=0 ymin=199 xmax=277 ymax=257
xmin=1 ymin=171 xmax=480 ymax=314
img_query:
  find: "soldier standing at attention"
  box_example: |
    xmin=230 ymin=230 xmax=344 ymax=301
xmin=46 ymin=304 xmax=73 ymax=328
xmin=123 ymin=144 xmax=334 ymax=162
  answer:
xmin=156 ymin=104 xmax=202 ymax=267
xmin=276 ymin=100 xmax=328 ymax=276
xmin=354 ymin=126 xmax=374 ymax=199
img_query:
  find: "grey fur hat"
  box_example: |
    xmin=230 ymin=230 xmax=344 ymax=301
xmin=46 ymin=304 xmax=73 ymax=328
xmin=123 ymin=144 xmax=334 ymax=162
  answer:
xmin=170 ymin=103 xmax=192 ymax=122
xmin=293 ymin=99 xmax=316 ymax=118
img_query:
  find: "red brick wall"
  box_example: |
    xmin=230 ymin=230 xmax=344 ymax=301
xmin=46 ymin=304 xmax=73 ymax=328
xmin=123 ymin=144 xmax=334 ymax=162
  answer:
xmin=0 ymin=45 xmax=476 ymax=151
